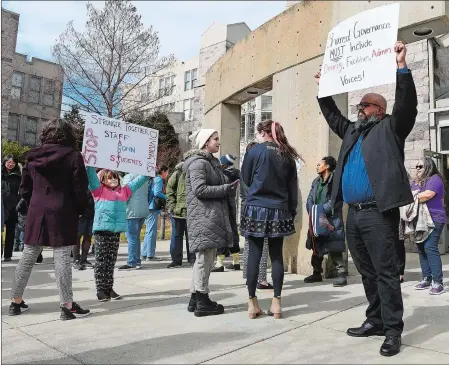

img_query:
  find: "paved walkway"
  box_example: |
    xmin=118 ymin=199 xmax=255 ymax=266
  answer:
xmin=2 ymin=241 xmax=449 ymax=364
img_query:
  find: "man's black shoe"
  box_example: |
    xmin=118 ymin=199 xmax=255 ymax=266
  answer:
xmin=304 ymin=274 xmax=323 ymax=283
xmin=347 ymin=321 xmax=384 ymax=337
xmin=380 ymin=336 xmax=401 ymax=357
xmin=211 ymin=266 xmax=224 ymax=273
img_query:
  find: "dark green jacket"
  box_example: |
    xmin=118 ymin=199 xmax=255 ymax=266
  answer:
xmin=166 ymin=163 xmax=187 ymax=219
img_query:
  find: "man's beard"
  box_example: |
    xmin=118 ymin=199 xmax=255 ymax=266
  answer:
xmin=354 ymin=113 xmax=380 ymax=132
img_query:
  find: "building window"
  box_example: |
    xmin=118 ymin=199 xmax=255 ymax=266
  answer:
xmin=247 ymin=113 xmax=256 ymax=140
xmin=441 ymin=126 xmax=449 ymax=151
xmin=183 ymin=98 xmax=193 ymax=120
xmin=43 ymin=79 xmax=55 ymax=107
xmin=184 ymin=68 xmax=197 ymax=91
xmin=191 ymin=69 xmax=197 ymax=88
xmin=29 ymin=76 xmax=42 ymax=104
xmin=24 ymin=117 xmax=38 ymax=146
xmin=261 ymin=95 xmax=272 ymax=111
xmin=261 ymin=112 xmax=272 ymax=121
xmin=11 ymin=72 xmax=24 ymax=100
xmin=240 ymin=115 xmax=246 ymax=141
xmin=247 ymin=99 xmax=256 ymax=112
xmin=184 ymin=71 xmax=191 ymax=91
xmin=158 ymin=75 xmax=174 ymax=97
xmin=7 ymin=114 xmax=20 ymax=141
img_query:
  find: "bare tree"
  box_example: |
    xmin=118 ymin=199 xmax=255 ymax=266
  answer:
xmin=53 ymin=0 xmax=174 ymax=118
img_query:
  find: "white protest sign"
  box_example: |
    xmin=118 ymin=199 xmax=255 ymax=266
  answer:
xmin=81 ymin=112 xmax=159 ymax=177
xmin=318 ymin=3 xmax=400 ymax=98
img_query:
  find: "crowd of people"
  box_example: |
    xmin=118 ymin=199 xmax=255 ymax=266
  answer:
xmin=1 ymin=40 xmax=447 ymax=357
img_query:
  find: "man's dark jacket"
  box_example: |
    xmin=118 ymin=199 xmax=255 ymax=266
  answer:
xmin=317 ymin=72 xmax=417 ymax=212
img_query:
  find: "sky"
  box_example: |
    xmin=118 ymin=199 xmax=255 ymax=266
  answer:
xmin=2 ymin=1 xmax=286 ymax=62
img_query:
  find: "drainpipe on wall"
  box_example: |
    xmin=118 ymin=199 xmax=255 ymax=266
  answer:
xmin=427 ymin=38 xmax=437 ymax=153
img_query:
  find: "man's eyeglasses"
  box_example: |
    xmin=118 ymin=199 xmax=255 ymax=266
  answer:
xmin=416 ymin=165 xmax=424 ymax=170
xmin=356 ymin=101 xmax=384 ymax=110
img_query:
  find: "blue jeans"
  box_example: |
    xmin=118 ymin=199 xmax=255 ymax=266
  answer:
xmin=14 ymin=225 xmax=24 ymax=250
xmin=417 ymin=222 xmax=444 ymax=284
xmin=142 ymin=210 xmax=160 ymax=258
xmin=125 ymin=218 xmax=145 ymax=267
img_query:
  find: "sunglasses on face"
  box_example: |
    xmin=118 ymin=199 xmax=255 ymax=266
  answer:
xmin=416 ymin=165 xmax=424 ymax=170
xmin=356 ymin=101 xmax=384 ymax=110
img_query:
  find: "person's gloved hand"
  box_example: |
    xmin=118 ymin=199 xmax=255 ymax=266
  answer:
xmin=16 ymin=198 xmax=28 ymax=215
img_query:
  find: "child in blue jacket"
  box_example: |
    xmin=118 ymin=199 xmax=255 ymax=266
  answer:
xmin=87 ymin=167 xmax=147 ymax=301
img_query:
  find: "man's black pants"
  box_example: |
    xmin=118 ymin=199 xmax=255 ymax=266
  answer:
xmin=346 ymin=206 xmax=403 ymax=336
xmin=171 ymin=218 xmax=193 ymax=264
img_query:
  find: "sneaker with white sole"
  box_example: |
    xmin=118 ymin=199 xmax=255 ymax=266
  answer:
xmin=118 ymin=264 xmax=137 ymax=271
xmin=429 ymin=282 xmax=444 ymax=295
xmin=109 ymin=289 xmax=122 ymax=300
xmin=148 ymin=256 xmax=162 ymax=261
xmin=8 ymin=301 xmax=29 ymax=316
xmin=415 ymin=279 xmax=432 ymax=290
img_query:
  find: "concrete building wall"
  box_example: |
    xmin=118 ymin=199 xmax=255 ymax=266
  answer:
xmin=1 ymin=8 xmax=19 ymax=134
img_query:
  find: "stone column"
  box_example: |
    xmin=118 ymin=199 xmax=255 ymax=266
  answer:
xmin=272 ymin=56 xmax=347 ymax=275
xmin=203 ymin=102 xmax=241 ymax=162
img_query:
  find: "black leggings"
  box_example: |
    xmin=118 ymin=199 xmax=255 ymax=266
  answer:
xmin=247 ymin=236 xmax=284 ymax=298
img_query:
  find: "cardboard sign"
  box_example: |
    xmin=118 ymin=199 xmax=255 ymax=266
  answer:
xmin=318 ymin=3 xmax=400 ymax=98
xmin=81 ymin=112 xmax=159 ymax=177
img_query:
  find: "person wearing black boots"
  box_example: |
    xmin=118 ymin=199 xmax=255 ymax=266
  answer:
xmin=304 ymin=156 xmax=347 ymax=287
xmin=184 ymin=129 xmax=238 ymax=317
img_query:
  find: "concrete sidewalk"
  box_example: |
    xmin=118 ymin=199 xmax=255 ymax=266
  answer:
xmin=1 ymin=241 xmax=449 ymax=364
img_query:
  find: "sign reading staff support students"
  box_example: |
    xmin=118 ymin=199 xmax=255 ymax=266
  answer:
xmin=81 ymin=112 xmax=159 ymax=177
xmin=318 ymin=3 xmax=400 ymax=98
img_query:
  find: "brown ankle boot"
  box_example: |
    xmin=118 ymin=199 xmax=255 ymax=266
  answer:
xmin=268 ymin=297 xmax=282 ymax=319
xmin=248 ymin=297 xmax=264 ymax=319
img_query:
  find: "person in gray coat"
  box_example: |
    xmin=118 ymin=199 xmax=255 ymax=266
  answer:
xmin=184 ymin=129 xmax=239 ymax=317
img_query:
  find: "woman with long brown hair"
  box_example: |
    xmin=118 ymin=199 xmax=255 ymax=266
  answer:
xmin=241 ymin=120 xmax=302 ymax=318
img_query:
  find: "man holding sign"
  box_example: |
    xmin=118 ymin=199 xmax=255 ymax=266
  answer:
xmin=315 ymin=40 xmax=417 ymax=357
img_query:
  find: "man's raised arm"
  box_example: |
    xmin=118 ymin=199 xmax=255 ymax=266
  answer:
xmin=390 ymin=40 xmax=418 ymax=140
xmin=315 ymin=70 xmax=351 ymax=140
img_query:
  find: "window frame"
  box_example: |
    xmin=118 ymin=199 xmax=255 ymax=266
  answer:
xmin=7 ymin=114 xmax=20 ymax=141
xmin=10 ymin=72 xmax=24 ymax=101
xmin=261 ymin=95 xmax=272 ymax=111
xmin=247 ymin=112 xmax=256 ymax=141
xmin=240 ymin=114 xmax=246 ymax=141
xmin=191 ymin=68 xmax=198 ymax=89
xmin=24 ymin=116 xmax=38 ymax=146
xmin=184 ymin=70 xmax=191 ymax=91
xmin=438 ymin=117 xmax=449 ymax=154
xmin=28 ymin=76 xmax=42 ymax=104
xmin=183 ymin=98 xmax=193 ymax=121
